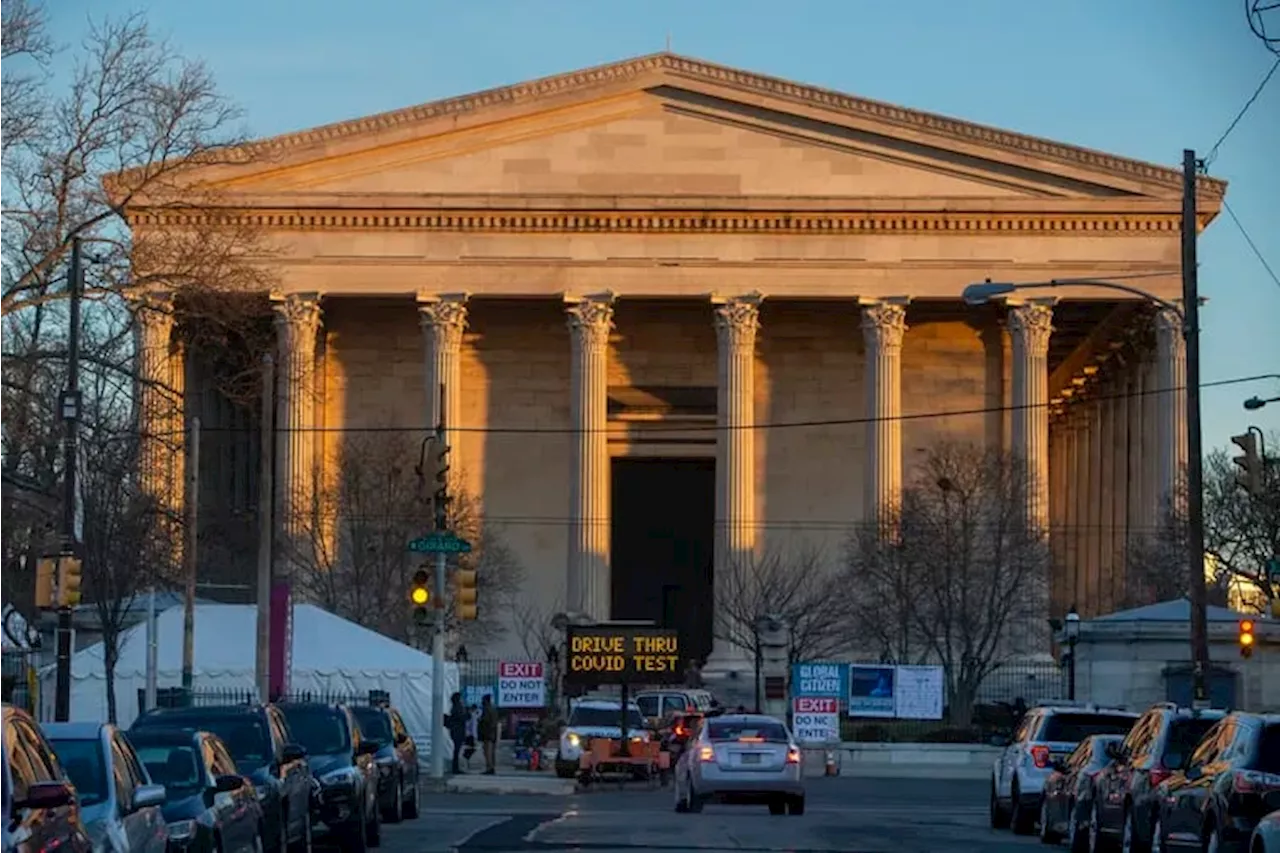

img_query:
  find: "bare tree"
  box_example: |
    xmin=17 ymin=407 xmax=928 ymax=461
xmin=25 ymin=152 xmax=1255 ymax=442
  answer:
xmin=293 ymin=435 xmax=526 ymax=653
xmin=513 ymin=600 xmax=561 ymax=661
xmin=715 ymin=544 xmax=850 ymax=665
xmin=844 ymin=443 xmax=1051 ymax=726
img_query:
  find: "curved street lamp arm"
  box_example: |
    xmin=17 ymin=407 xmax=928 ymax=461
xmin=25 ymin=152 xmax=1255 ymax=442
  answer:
xmin=1041 ymin=278 xmax=1185 ymax=316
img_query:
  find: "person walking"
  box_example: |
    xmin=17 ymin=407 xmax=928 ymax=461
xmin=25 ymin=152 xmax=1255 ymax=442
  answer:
xmin=464 ymin=704 xmax=479 ymax=768
xmin=479 ymin=694 xmax=499 ymax=775
xmin=446 ymin=692 xmax=468 ymax=774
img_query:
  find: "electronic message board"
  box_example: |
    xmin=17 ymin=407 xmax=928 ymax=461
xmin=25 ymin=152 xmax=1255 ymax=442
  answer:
xmin=564 ymin=625 xmax=681 ymax=685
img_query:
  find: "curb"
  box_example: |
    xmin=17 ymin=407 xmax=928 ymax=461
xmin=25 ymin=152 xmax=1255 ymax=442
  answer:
xmin=441 ymin=775 xmax=577 ymax=796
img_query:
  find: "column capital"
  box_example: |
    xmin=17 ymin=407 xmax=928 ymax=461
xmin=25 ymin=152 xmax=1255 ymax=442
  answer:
xmin=125 ymin=286 xmax=176 ymax=317
xmin=565 ymin=292 xmax=616 ymax=348
xmin=712 ymin=292 xmax=762 ymax=346
xmin=1153 ymin=304 xmax=1184 ymax=337
xmin=270 ymin=291 xmax=323 ymax=333
xmin=1006 ymin=300 xmax=1055 ymax=355
xmin=859 ymin=297 xmax=909 ymax=350
xmin=417 ymin=292 xmax=469 ymax=345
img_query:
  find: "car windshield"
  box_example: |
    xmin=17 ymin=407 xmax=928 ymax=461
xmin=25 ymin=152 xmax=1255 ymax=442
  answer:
xmin=350 ymin=708 xmax=392 ymax=743
xmin=47 ymin=739 xmax=108 ymax=806
xmin=136 ymin=716 xmax=271 ymax=772
xmin=1039 ymin=714 xmax=1135 ymax=742
xmin=135 ymin=744 xmax=203 ymax=793
xmin=1088 ymin=736 xmax=1123 ymax=767
xmin=1166 ymin=718 xmax=1221 ymax=760
xmin=281 ymin=707 xmax=351 ymax=755
xmin=1255 ymin=724 xmax=1280 ymax=773
xmin=707 ymin=721 xmax=790 ymax=743
xmin=568 ymin=707 xmax=646 ymax=730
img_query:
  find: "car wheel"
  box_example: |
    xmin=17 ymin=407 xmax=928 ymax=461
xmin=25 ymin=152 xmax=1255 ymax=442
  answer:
xmin=768 ymin=799 xmax=785 ymax=815
xmin=1041 ymin=798 xmax=1060 ymax=844
xmin=382 ymin=776 xmax=403 ymax=824
xmin=787 ymin=796 xmax=805 ymax=817
xmin=990 ymin=780 xmax=1011 ymax=830
xmin=402 ymin=775 xmax=419 ymax=820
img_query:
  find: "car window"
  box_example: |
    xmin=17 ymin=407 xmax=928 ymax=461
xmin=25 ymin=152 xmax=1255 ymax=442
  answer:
xmin=280 ymin=707 xmax=351 ymax=755
xmin=351 ymin=707 xmax=393 ymax=743
xmin=1066 ymin=739 xmax=1091 ymax=769
xmin=109 ymin=737 xmax=140 ymax=807
xmin=706 ymin=721 xmax=790 ymax=743
xmin=1172 ymin=718 xmax=1222 ymax=765
xmin=211 ymin=740 xmax=238 ymax=776
xmin=116 ymin=735 xmax=149 ymax=787
xmin=390 ymin=711 xmax=409 ymax=740
xmin=151 ymin=715 xmax=273 ymax=771
xmin=568 ymin=706 xmax=646 ymax=729
xmin=1122 ymin=713 xmax=1156 ymax=757
xmin=662 ymin=696 xmax=687 ymax=714
xmin=16 ymin=722 xmax=58 ymax=782
xmin=5 ymin=725 xmax=37 ymax=801
xmin=1013 ymin=713 xmax=1037 ymax=744
xmin=1038 ymin=714 xmax=1135 ymax=743
xmin=1254 ymin=724 xmax=1280 ymax=773
xmin=136 ymin=743 xmax=203 ymax=793
xmin=635 ymin=696 xmax=659 ymax=717
xmin=267 ymin=709 xmax=290 ymax=752
xmin=48 ymin=738 xmax=109 ymax=807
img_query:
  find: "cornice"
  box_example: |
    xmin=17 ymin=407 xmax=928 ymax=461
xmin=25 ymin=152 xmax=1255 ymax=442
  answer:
xmin=128 ymin=208 xmax=1201 ymax=235
xmin=234 ymin=53 xmax=1226 ymax=199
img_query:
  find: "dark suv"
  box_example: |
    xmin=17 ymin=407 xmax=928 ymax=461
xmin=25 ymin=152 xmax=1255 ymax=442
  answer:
xmin=1155 ymin=712 xmax=1280 ymax=851
xmin=131 ymin=703 xmax=314 ymax=853
xmin=2 ymin=705 xmax=91 ymax=852
xmin=278 ymin=703 xmax=381 ymax=851
xmin=1090 ymin=702 xmax=1226 ymax=853
xmin=349 ymin=704 xmax=419 ymax=823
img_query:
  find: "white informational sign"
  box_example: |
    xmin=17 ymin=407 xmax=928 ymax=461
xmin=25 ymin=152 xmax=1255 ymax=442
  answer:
xmin=893 ymin=665 xmax=945 ymax=720
xmin=497 ymin=661 xmax=546 ymax=708
xmin=791 ymin=696 xmax=840 ymax=744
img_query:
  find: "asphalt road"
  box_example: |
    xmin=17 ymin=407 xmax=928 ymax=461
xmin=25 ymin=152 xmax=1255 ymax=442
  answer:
xmin=332 ymin=776 xmax=1048 ymax=853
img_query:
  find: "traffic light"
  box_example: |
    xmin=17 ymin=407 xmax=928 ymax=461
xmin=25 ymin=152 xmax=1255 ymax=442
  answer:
xmin=410 ymin=569 xmax=431 ymax=607
xmin=426 ymin=437 xmax=450 ymax=528
xmin=35 ymin=557 xmax=56 ymax=609
xmin=1239 ymin=619 xmax=1256 ymax=658
xmin=1231 ymin=431 xmax=1262 ymax=496
xmin=455 ymin=568 xmax=478 ymax=621
xmin=56 ymin=555 xmax=82 ymax=608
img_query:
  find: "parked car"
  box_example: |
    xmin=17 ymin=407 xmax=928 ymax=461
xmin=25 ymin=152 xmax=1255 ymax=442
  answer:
xmin=1038 ymin=733 xmax=1125 ymax=850
xmin=1250 ymin=796 xmax=1280 ymax=853
xmin=1090 ymin=702 xmax=1226 ymax=852
xmin=1153 ymin=712 xmax=1280 ymax=852
xmin=43 ymin=722 xmax=168 ymax=853
xmin=672 ymin=713 xmax=804 ymax=816
xmin=554 ymin=698 xmax=649 ymax=779
xmin=132 ymin=703 xmax=313 ymax=853
xmin=348 ymin=704 xmax=419 ymax=823
xmin=127 ymin=726 xmax=265 ymax=852
xmin=634 ymin=690 xmax=715 ymax=728
xmin=989 ymin=702 xmax=1138 ymax=834
xmin=277 ymin=702 xmax=380 ymax=851
xmin=658 ymin=711 xmax=705 ymax=766
xmin=1 ymin=705 xmax=92 ymax=853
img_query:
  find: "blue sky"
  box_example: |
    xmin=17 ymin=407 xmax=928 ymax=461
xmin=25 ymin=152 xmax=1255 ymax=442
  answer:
xmin=45 ymin=0 xmax=1280 ymax=451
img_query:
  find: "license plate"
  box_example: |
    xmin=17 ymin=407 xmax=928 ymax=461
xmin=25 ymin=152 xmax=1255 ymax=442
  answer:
xmin=741 ymin=753 xmax=761 ymax=765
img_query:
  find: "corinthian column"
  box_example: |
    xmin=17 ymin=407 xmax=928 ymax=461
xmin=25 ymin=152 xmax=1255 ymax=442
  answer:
xmin=1007 ymin=300 xmax=1055 ymax=529
xmin=1155 ymin=307 xmax=1188 ymax=515
xmin=565 ymin=293 xmax=615 ymax=621
xmin=707 ymin=292 xmax=762 ymax=671
xmin=860 ymin=298 xmax=908 ymax=533
xmin=129 ymin=289 xmax=184 ymax=522
xmin=417 ymin=293 xmax=469 ymax=477
xmin=271 ymin=293 xmax=323 ymax=552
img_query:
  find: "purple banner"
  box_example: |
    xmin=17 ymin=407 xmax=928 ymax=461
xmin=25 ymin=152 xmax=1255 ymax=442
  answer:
xmin=269 ymin=582 xmax=292 ymax=700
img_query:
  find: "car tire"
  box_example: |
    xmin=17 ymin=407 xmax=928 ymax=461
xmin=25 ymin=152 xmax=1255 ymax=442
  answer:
xmin=402 ymin=776 xmax=419 ymax=820
xmin=990 ymin=781 xmax=1011 ymax=829
xmin=787 ymin=796 xmax=805 ymax=817
xmin=1040 ymin=797 xmax=1060 ymax=844
xmin=768 ymin=799 xmax=785 ymax=816
xmin=382 ymin=777 xmax=403 ymax=824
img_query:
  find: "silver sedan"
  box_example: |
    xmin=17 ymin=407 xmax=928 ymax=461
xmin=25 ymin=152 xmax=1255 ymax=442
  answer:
xmin=672 ymin=714 xmax=805 ymax=816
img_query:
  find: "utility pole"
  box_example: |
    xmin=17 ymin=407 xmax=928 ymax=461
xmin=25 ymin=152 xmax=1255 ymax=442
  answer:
xmin=1182 ymin=148 xmax=1210 ymax=707
xmin=145 ymin=587 xmax=158 ymax=711
xmin=255 ymin=354 xmax=275 ymax=703
xmin=181 ymin=416 xmax=201 ymax=692
xmin=430 ymin=383 xmax=448 ymax=781
xmin=54 ymin=237 xmax=83 ymax=722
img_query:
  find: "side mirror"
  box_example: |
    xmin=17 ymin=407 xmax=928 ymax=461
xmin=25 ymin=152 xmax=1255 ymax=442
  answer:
xmin=132 ymin=783 xmax=167 ymax=810
xmin=16 ymin=781 xmax=75 ymax=810
xmin=213 ymin=775 xmax=244 ymax=794
xmin=356 ymin=740 xmax=382 ymax=757
xmin=280 ymin=743 xmax=307 ymax=763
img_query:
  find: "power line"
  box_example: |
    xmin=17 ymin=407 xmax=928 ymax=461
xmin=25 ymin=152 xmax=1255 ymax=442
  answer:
xmin=1222 ymin=199 xmax=1280 ymax=290
xmin=1204 ymin=54 xmax=1280 ymax=165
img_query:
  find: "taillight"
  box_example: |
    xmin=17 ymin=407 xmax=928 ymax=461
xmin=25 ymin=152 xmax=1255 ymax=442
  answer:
xmin=674 ymin=724 xmax=687 ymax=737
xmin=1030 ymin=746 xmax=1050 ymax=769
xmin=787 ymin=748 xmax=801 ymax=764
xmin=699 ymin=746 xmax=715 ymax=762
xmin=1149 ymin=768 xmax=1173 ymax=788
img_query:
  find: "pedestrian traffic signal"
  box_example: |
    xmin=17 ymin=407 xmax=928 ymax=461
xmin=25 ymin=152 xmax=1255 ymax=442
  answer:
xmin=1239 ymin=619 xmax=1255 ymax=658
xmin=410 ymin=569 xmax=431 ymax=607
xmin=56 ymin=555 xmax=82 ymax=608
xmin=455 ymin=568 xmax=478 ymax=621
xmin=35 ymin=557 xmax=56 ymax=609
xmin=426 ymin=437 xmax=450 ymax=528
xmin=1231 ymin=431 xmax=1262 ymax=496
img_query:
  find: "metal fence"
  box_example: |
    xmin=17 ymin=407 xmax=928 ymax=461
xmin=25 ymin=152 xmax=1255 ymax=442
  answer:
xmin=137 ymin=686 xmax=393 ymax=714
xmin=2 ymin=650 xmax=39 ymax=714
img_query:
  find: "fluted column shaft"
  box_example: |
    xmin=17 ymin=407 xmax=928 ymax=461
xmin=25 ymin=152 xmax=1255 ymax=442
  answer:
xmin=566 ymin=294 xmax=614 ymax=621
xmin=418 ymin=294 xmax=469 ymax=482
xmin=1007 ymin=301 xmax=1054 ymax=530
xmin=860 ymin=299 xmax=908 ymax=532
xmin=272 ymin=293 xmax=323 ymax=550
xmin=131 ymin=290 xmax=184 ymax=560
xmin=1155 ymin=308 xmax=1187 ymax=515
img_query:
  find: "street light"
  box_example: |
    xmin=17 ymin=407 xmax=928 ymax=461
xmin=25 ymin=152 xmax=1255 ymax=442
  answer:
xmin=1244 ymin=396 xmax=1278 ymax=411
xmin=1063 ymin=607 xmax=1081 ymax=701
xmin=964 ymin=274 xmax=1211 ymax=706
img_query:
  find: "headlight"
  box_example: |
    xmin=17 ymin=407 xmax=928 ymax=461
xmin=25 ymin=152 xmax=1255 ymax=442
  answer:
xmin=564 ymin=733 xmax=580 ymax=746
xmin=320 ymin=767 xmax=361 ymax=786
xmin=167 ymin=820 xmax=198 ymax=841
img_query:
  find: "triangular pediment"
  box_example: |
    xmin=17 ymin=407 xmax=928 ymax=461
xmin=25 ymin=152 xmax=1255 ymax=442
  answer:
xmin=147 ymin=53 xmax=1226 ymax=208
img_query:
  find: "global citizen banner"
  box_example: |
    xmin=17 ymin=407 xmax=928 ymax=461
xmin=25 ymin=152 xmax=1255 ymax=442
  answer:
xmin=497 ymin=661 xmax=546 ymax=708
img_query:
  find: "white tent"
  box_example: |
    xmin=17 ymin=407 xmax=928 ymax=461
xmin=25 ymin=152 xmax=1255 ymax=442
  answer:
xmin=42 ymin=604 xmax=458 ymax=748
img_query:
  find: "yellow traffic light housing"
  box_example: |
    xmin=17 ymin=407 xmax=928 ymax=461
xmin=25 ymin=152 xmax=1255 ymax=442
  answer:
xmin=56 ymin=555 xmax=83 ymax=608
xmin=455 ymin=568 xmax=478 ymax=621
xmin=1239 ymin=619 xmax=1256 ymax=658
xmin=35 ymin=557 xmax=56 ymax=609
xmin=410 ymin=569 xmax=431 ymax=607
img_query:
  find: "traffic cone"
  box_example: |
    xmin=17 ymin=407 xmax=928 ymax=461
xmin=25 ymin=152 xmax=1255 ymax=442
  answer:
xmin=824 ymin=750 xmax=838 ymax=776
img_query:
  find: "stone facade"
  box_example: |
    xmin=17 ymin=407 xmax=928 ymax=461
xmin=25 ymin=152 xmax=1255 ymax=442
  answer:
xmin=126 ymin=53 xmax=1225 ymax=660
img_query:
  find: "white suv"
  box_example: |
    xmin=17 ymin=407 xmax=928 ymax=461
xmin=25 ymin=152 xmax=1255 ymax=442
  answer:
xmin=554 ymin=699 xmax=649 ymax=779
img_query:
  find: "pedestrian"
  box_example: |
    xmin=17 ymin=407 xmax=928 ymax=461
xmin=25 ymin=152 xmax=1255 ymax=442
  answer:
xmin=464 ymin=704 xmax=479 ymax=767
xmin=479 ymin=693 xmax=499 ymax=775
xmin=446 ymin=692 xmax=467 ymax=774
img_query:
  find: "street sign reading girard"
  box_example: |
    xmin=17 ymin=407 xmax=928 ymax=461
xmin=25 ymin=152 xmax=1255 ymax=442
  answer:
xmin=407 ymin=531 xmax=473 ymax=554
xmin=564 ymin=625 xmax=681 ymax=685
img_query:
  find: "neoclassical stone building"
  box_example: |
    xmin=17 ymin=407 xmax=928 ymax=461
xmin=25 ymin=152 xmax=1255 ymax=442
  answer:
xmin=127 ymin=54 xmax=1223 ymax=662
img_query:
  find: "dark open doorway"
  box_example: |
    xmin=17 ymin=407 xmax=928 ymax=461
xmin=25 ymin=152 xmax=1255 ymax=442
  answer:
xmin=611 ymin=457 xmax=715 ymax=666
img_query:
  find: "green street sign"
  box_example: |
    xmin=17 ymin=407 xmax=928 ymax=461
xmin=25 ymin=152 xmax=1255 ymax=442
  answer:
xmin=1268 ymin=558 xmax=1280 ymax=585
xmin=408 ymin=531 xmax=473 ymax=554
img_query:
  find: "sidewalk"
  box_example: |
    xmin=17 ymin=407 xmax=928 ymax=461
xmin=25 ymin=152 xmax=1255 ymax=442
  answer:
xmin=442 ymin=771 xmax=576 ymax=795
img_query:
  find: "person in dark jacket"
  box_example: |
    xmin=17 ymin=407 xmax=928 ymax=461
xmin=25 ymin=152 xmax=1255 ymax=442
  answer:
xmin=446 ymin=692 xmax=468 ymax=774
xmin=479 ymin=694 xmax=499 ymax=775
